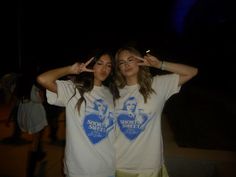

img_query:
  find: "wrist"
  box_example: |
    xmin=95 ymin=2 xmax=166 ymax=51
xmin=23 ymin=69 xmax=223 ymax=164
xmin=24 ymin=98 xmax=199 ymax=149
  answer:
xmin=159 ymin=61 xmax=166 ymax=70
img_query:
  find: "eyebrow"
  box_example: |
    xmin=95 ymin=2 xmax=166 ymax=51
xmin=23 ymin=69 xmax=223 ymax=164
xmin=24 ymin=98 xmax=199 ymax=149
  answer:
xmin=119 ymin=56 xmax=135 ymax=61
xmin=127 ymin=56 xmax=135 ymax=60
xmin=97 ymin=59 xmax=112 ymax=64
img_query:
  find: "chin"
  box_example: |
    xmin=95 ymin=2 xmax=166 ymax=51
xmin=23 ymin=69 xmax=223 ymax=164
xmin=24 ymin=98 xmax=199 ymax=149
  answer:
xmin=97 ymin=77 xmax=107 ymax=82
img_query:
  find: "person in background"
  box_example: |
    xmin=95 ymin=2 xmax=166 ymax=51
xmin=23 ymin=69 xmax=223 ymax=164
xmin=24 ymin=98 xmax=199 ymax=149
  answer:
xmin=114 ymin=46 xmax=198 ymax=177
xmin=0 ymin=72 xmax=21 ymax=105
xmin=17 ymin=75 xmax=48 ymax=177
xmin=37 ymin=49 xmax=119 ymax=177
xmin=1 ymin=72 xmax=27 ymax=144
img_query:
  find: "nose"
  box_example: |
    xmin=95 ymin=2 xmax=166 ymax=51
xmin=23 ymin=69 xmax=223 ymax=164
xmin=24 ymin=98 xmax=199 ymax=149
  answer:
xmin=101 ymin=65 xmax=110 ymax=73
xmin=102 ymin=65 xmax=107 ymax=71
xmin=123 ymin=60 xmax=132 ymax=67
xmin=124 ymin=61 xmax=130 ymax=66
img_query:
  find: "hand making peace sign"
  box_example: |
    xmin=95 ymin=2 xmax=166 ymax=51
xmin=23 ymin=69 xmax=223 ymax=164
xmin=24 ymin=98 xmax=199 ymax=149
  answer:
xmin=71 ymin=57 xmax=95 ymax=74
xmin=135 ymin=53 xmax=162 ymax=69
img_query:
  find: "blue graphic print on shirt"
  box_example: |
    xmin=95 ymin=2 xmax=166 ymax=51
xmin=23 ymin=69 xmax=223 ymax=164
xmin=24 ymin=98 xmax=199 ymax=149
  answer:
xmin=83 ymin=99 xmax=114 ymax=144
xmin=117 ymin=97 xmax=149 ymax=140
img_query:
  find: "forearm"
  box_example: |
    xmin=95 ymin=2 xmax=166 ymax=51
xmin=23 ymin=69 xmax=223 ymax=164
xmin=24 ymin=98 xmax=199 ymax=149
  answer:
xmin=37 ymin=65 xmax=72 ymax=93
xmin=157 ymin=60 xmax=198 ymax=85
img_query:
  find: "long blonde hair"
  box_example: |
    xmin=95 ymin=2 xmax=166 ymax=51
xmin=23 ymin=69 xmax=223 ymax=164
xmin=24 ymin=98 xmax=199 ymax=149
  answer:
xmin=115 ymin=46 xmax=155 ymax=103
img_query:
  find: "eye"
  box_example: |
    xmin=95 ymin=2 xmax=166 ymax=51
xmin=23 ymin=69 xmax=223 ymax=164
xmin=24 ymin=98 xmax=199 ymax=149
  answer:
xmin=128 ymin=58 xmax=134 ymax=62
xmin=119 ymin=61 xmax=125 ymax=65
xmin=97 ymin=61 xmax=103 ymax=65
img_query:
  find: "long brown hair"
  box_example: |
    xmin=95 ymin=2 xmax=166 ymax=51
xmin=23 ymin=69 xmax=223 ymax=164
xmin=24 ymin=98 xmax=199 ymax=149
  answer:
xmin=115 ymin=46 xmax=155 ymax=103
xmin=71 ymin=49 xmax=119 ymax=113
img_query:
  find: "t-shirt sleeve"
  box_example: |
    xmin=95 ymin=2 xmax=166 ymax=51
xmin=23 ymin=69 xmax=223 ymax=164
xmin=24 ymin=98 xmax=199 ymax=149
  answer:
xmin=46 ymin=80 xmax=76 ymax=107
xmin=153 ymin=74 xmax=181 ymax=101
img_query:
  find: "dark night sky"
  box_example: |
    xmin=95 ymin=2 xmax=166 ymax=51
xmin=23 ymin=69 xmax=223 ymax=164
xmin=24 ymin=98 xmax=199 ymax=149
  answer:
xmin=18 ymin=0 xmax=174 ymax=63
xmin=1 ymin=0 xmax=236 ymax=82
xmin=3 ymin=0 xmax=232 ymax=62
xmin=3 ymin=0 xmax=236 ymax=90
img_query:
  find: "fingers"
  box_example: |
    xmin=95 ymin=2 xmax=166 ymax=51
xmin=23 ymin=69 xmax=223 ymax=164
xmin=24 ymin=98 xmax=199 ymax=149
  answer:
xmin=85 ymin=57 xmax=95 ymax=66
xmin=85 ymin=68 xmax=94 ymax=72
xmin=135 ymin=56 xmax=148 ymax=66
xmin=75 ymin=57 xmax=94 ymax=74
xmin=135 ymin=55 xmax=152 ymax=61
xmin=138 ymin=63 xmax=146 ymax=66
xmin=84 ymin=57 xmax=95 ymax=72
xmin=134 ymin=56 xmax=145 ymax=61
xmin=77 ymin=57 xmax=95 ymax=74
xmin=77 ymin=66 xmax=94 ymax=74
xmin=137 ymin=56 xmax=154 ymax=66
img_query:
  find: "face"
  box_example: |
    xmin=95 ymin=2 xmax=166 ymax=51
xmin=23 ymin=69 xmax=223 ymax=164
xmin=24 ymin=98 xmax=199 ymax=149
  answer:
xmin=125 ymin=99 xmax=137 ymax=112
xmin=118 ymin=50 xmax=140 ymax=78
xmin=93 ymin=54 xmax=112 ymax=86
xmin=97 ymin=101 xmax=106 ymax=114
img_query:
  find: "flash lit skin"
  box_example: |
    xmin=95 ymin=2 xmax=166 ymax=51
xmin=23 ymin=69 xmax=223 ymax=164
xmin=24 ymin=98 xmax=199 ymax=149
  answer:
xmin=93 ymin=54 xmax=112 ymax=86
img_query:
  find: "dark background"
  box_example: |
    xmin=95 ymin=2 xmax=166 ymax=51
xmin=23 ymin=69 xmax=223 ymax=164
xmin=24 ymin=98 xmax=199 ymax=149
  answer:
xmin=2 ymin=0 xmax=236 ymax=150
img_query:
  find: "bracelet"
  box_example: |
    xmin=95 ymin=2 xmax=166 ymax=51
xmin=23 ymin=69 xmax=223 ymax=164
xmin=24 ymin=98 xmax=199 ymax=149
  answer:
xmin=160 ymin=61 xmax=165 ymax=70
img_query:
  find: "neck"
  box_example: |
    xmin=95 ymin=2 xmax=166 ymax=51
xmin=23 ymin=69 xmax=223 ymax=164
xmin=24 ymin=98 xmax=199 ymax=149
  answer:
xmin=126 ymin=76 xmax=138 ymax=86
xmin=94 ymin=81 xmax=102 ymax=86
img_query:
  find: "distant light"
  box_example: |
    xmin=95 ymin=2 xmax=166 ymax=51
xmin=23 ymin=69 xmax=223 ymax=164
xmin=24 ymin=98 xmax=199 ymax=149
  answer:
xmin=171 ymin=0 xmax=198 ymax=34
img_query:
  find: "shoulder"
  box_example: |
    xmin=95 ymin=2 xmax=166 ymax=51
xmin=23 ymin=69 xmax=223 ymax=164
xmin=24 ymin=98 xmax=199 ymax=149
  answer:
xmin=153 ymin=73 xmax=179 ymax=83
xmin=56 ymin=80 xmax=75 ymax=91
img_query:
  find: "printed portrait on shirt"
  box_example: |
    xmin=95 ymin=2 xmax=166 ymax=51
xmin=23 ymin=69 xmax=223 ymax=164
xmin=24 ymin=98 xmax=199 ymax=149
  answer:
xmin=117 ymin=97 xmax=150 ymax=140
xmin=83 ymin=98 xmax=114 ymax=144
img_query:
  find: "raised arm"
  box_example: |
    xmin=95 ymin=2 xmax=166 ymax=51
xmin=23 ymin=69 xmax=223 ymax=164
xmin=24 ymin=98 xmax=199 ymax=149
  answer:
xmin=37 ymin=57 xmax=94 ymax=93
xmin=137 ymin=54 xmax=198 ymax=86
xmin=37 ymin=65 xmax=74 ymax=93
xmin=159 ymin=61 xmax=198 ymax=85
xmin=37 ymin=58 xmax=95 ymax=93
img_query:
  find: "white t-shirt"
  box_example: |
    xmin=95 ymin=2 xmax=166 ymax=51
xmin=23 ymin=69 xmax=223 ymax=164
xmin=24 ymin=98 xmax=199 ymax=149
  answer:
xmin=114 ymin=74 xmax=180 ymax=174
xmin=47 ymin=80 xmax=116 ymax=177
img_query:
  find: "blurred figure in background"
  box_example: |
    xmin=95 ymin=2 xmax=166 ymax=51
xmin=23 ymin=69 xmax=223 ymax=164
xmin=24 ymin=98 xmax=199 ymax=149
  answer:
xmin=0 ymin=72 xmax=28 ymax=144
xmin=17 ymin=74 xmax=48 ymax=177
